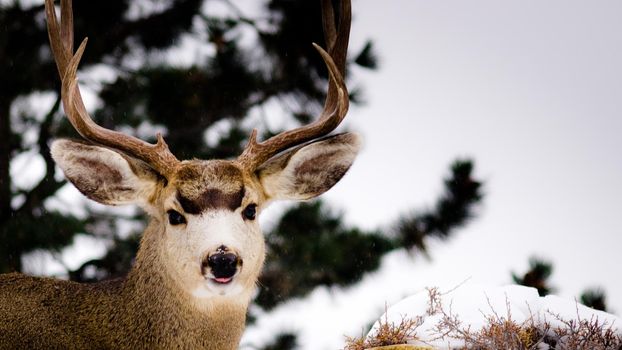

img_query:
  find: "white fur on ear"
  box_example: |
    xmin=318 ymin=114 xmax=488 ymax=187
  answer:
xmin=51 ymin=139 xmax=159 ymax=207
xmin=257 ymin=133 xmax=361 ymax=201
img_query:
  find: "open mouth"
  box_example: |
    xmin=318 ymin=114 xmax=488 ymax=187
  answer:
xmin=211 ymin=276 xmax=233 ymax=284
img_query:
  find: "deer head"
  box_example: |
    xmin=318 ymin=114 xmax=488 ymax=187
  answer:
xmin=45 ymin=0 xmax=357 ymax=303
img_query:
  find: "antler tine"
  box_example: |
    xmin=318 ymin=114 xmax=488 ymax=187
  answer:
xmin=60 ymin=0 xmax=73 ymax=55
xmin=45 ymin=0 xmax=179 ymax=177
xmin=237 ymin=0 xmax=351 ymax=171
xmin=321 ymin=0 xmax=350 ymax=73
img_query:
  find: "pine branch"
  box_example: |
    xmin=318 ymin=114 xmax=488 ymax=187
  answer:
xmin=395 ymin=159 xmax=483 ymax=253
xmin=512 ymin=257 xmax=554 ymax=297
xmin=16 ymin=95 xmax=65 ymax=215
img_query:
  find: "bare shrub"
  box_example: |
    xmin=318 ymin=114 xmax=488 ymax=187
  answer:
xmin=344 ymin=306 xmax=424 ymax=350
xmin=344 ymin=287 xmax=622 ymax=350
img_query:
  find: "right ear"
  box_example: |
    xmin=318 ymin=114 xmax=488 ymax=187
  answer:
xmin=256 ymin=132 xmax=361 ymax=201
xmin=51 ymin=139 xmax=161 ymax=207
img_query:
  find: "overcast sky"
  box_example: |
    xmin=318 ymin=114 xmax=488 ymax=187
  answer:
xmin=245 ymin=0 xmax=622 ymax=348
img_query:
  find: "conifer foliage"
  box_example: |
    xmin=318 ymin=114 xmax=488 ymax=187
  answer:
xmin=513 ymin=257 xmax=610 ymax=312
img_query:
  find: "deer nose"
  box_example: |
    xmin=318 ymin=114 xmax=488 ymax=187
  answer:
xmin=206 ymin=252 xmax=239 ymax=280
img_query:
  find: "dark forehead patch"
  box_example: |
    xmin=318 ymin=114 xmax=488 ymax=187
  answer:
xmin=174 ymin=160 xmax=247 ymax=214
xmin=177 ymin=187 xmax=245 ymax=214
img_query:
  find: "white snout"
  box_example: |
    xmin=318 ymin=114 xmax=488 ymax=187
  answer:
xmin=185 ymin=210 xmax=259 ymax=299
xmin=194 ymin=211 xmax=247 ymax=258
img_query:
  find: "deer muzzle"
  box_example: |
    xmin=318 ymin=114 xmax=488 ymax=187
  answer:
xmin=202 ymin=248 xmax=241 ymax=284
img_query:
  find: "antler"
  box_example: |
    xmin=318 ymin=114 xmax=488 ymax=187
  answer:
xmin=237 ymin=0 xmax=351 ymax=170
xmin=45 ymin=0 xmax=180 ymax=177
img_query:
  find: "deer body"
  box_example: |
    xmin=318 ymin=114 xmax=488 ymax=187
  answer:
xmin=1 ymin=220 xmax=247 ymax=350
xmin=0 ymin=0 xmax=356 ymax=348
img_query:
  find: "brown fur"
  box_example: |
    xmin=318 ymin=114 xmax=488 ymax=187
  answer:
xmin=295 ymin=163 xmax=351 ymax=197
xmin=178 ymin=188 xmax=245 ymax=214
xmin=66 ymin=156 xmax=127 ymax=203
xmin=75 ymin=157 xmax=124 ymax=183
xmin=173 ymin=160 xmax=252 ymax=213
xmin=0 ymin=220 xmax=246 ymax=350
xmin=175 ymin=161 xmax=245 ymax=195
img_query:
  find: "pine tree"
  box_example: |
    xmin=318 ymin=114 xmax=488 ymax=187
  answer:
xmin=512 ymin=257 xmax=555 ymax=296
xmin=581 ymin=288 xmax=608 ymax=312
xmin=513 ymin=257 xmax=609 ymax=312
xmin=1 ymin=0 xmax=206 ymax=273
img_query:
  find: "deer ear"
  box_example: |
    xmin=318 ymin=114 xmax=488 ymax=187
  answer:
xmin=257 ymin=133 xmax=361 ymax=201
xmin=51 ymin=139 xmax=160 ymax=207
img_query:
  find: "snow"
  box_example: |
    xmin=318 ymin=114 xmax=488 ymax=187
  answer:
xmin=368 ymin=282 xmax=621 ymax=349
xmin=21 ymin=234 xmax=108 ymax=277
xmin=9 ymin=150 xmax=46 ymax=192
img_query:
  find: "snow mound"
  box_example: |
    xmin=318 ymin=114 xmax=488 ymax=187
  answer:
xmin=367 ymin=283 xmax=621 ymax=349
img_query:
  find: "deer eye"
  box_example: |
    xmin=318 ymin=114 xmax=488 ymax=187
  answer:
xmin=167 ymin=210 xmax=187 ymax=225
xmin=242 ymin=204 xmax=257 ymax=221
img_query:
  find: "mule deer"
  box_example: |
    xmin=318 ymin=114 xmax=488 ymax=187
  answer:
xmin=0 ymin=0 xmax=357 ymax=348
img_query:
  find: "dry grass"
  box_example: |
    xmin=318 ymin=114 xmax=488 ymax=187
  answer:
xmin=430 ymin=290 xmax=544 ymax=349
xmin=549 ymin=312 xmax=622 ymax=350
xmin=344 ymin=287 xmax=622 ymax=350
xmin=344 ymin=305 xmax=423 ymax=350
xmin=432 ymin=301 xmax=543 ymax=349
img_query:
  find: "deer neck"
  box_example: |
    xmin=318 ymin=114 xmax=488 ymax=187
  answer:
xmin=116 ymin=219 xmax=248 ymax=349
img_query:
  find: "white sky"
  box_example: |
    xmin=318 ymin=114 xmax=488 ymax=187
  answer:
xmin=8 ymin=0 xmax=622 ymax=349
xmin=342 ymin=0 xmax=622 ymax=303
xmin=246 ymin=0 xmax=622 ymax=348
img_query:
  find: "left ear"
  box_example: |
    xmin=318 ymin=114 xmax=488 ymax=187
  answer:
xmin=51 ymin=139 xmax=161 ymax=208
xmin=257 ymin=133 xmax=361 ymax=201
